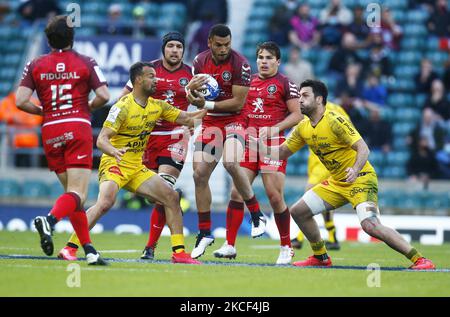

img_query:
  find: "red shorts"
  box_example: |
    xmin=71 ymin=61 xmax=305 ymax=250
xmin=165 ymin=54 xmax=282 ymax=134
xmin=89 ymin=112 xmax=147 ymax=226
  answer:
xmin=42 ymin=121 xmax=93 ymax=174
xmin=143 ymin=132 xmax=189 ymax=171
xmin=240 ymin=136 xmax=287 ymax=174
xmin=194 ymin=114 xmax=246 ymax=155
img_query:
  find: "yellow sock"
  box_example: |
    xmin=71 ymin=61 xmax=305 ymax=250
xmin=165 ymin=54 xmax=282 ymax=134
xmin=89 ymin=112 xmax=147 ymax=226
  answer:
xmin=310 ymin=240 xmax=328 ymax=258
xmin=296 ymin=231 xmax=304 ymax=242
xmin=68 ymin=232 xmax=81 ymax=248
xmin=325 ymin=221 xmax=336 ymax=243
xmin=406 ymin=248 xmax=422 ymax=263
xmin=171 ymin=234 xmax=185 ymax=253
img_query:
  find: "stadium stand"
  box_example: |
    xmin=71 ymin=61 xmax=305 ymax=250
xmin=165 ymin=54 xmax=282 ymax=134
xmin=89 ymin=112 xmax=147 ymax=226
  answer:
xmin=242 ymin=0 xmax=450 ymax=210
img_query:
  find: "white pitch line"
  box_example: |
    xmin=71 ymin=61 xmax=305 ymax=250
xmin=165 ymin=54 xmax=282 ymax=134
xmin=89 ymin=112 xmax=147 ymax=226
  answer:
xmin=250 ymin=245 xmax=280 ymax=250
xmin=0 ymin=263 xmax=188 ymax=274
xmin=98 ymin=250 xmax=140 ymax=254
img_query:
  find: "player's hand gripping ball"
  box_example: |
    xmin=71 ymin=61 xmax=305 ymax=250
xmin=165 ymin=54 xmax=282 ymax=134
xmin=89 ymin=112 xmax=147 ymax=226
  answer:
xmin=196 ymin=74 xmax=220 ymax=100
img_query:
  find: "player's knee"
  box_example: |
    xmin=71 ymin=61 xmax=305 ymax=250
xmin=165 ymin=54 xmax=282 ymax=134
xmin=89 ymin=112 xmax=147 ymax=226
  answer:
xmin=222 ymin=161 xmax=239 ymax=174
xmin=361 ymin=218 xmax=379 ymax=236
xmin=356 ymin=202 xmax=380 ymax=235
xmin=160 ymin=189 xmax=180 ymax=209
xmin=193 ymin=168 xmax=208 ymax=186
xmin=97 ymin=196 xmax=115 ymax=215
xmin=266 ymin=190 xmax=283 ymax=209
xmin=290 ymin=202 xmax=312 ymax=220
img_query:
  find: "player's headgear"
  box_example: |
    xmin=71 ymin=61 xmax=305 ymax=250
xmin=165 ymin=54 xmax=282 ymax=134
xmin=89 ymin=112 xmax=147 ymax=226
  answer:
xmin=45 ymin=15 xmax=74 ymax=49
xmin=162 ymin=31 xmax=185 ymax=55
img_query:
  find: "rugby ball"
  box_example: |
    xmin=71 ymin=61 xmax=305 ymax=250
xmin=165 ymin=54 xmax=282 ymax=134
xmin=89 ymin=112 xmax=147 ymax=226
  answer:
xmin=197 ymin=74 xmax=220 ymax=101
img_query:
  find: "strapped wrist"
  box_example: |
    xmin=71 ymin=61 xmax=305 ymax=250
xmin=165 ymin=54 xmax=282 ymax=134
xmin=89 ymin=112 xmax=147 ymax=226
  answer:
xmin=204 ymin=101 xmax=215 ymax=110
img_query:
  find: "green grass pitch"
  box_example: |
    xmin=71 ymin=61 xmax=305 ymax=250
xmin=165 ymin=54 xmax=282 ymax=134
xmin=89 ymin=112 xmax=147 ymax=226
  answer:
xmin=0 ymin=231 xmax=449 ymax=297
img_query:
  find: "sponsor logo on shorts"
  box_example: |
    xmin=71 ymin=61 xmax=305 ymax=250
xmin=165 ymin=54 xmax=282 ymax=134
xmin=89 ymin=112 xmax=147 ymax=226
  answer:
xmin=77 ymin=154 xmax=87 ymax=160
xmin=46 ymin=132 xmax=74 ymax=145
xmin=225 ymin=123 xmax=244 ymax=131
xmin=262 ymin=157 xmax=283 ymax=167
xmin=321 ymin=180 xmax=329 ymax=186
xmin=108 ymin=166 xmax=123 ymax=176
xmin=349 ymin=187 xmax=378 ymax=197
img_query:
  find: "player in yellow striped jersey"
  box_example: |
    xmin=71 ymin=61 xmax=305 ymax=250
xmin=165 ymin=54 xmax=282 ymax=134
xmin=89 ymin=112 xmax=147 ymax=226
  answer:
xmin=254 ymin=80 xmax=435 ymax=269
xmin=58 ymin=62 xmax=206 ymax=264
xmin=292 ymin=101 xmax=350 ymax=250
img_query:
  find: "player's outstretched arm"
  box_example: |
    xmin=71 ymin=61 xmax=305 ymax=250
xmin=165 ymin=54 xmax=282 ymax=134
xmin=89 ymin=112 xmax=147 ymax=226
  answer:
xmin=261 ymin=98 xmax=303 ymax=138
xmin=97 ymin=127 xmax=128 ymax=163
xmin=175 ymin=109 xmax=207 ymax=127
xmin=15 ymin=86 xmax=42 ymax=115
xmin=249 ymin=135 xmax=294 ymax=161
xmin=89 ymin=85 xmax=110 ymax=111
xmin=345 ymin=139 xmax=370 ymax=183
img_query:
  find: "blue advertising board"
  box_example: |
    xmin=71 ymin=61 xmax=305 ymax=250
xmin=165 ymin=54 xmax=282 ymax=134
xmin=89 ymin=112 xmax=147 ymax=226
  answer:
xmin=41 ymin=35 xmax=161 ymax=91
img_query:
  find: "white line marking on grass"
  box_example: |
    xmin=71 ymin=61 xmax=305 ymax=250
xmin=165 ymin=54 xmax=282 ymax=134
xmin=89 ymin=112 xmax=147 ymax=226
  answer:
xmin=99 ymin=250 xmax=140 ymax=253
xmin=250 ymin=245 xmax=280 ymax=250
xmin=0 ymin=263 xmax=188 ymax=274
xmin=1 ymin=254 xmax=449 ymax=272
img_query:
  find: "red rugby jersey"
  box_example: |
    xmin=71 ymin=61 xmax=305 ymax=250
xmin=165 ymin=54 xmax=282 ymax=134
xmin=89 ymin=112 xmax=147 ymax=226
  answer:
xmin=20 ymin=49 xmax=107 ymax=127
xmin=244 ymin=72 xmax=299 ymax=136
xmin=192 ymin=49 xmax=251 ymax=116
xmin=126 ymin=59 xmax=192 ymax=134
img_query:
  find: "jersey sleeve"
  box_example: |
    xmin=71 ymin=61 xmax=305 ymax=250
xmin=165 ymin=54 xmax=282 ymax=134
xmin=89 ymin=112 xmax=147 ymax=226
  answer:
xmin=159 ymin=100 xmax=181 ymax=123
xmin=283 ymin=77 xmax=300 ymax=101
xmin=335 ymin=105 xmax=351 ymax=121
xmin=284 ymin=123 xmax=305 ymax=153
xmin=103 ymin=102 xmax=128 ymax=133
xmin=232 ymin=56 xmax=251 ymax=87
xmin=192 ymin=54 xmax=201 ymax=75
xmin=329 ymin=115 xmax=361 ymax=146
xmin=125 ymin=80 xmax=133 ymax=92
xmin=19 ymin=60 xmax=36 ymax=90
xmin=86 ymin=57 xmax=108 ymax=90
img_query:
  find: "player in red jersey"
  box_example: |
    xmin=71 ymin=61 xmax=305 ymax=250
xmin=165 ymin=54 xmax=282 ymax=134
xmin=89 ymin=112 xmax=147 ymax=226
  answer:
xmin=213 ymin=42 xmax=302 ymax=264
xmin=15 ymin=16 xmax=109 ymax=265
xmin=124 ymin=31 xmax=193 ymax=260
xmin=185 ymin=24 xmax=267 ymax=259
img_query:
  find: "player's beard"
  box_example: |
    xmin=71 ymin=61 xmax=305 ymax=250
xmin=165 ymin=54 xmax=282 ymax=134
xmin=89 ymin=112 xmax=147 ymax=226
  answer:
xmin=165 ymin=56 xmax=182 ymax=67
xmin=300 ymin=102 xmax=314 ymax=117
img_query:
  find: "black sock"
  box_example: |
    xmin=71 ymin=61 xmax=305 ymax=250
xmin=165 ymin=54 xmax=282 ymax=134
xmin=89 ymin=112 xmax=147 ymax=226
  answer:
xmin=250 ymin=211 xmax=263 ymax=225
xmin=46 ymin=215 xmax=58 ymax=230
xmin=314 ymin=253 xmax=329 ymax=261
xmin=199 ymin=229 xmax=211 ymax=236
xmin=82 ymin=243 xmax=97 ymax=255
xmin=67 ymin=242 xmax=79 ymax=249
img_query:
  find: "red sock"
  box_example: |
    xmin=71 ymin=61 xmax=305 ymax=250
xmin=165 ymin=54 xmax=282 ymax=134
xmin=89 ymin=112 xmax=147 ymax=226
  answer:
xmin=69 ymin=209 xmax=92 ymax=246
xmin=49 ymin=192 xmax=80 ymax=221
xmin=198 ymin=211 xmax=211 ymax=233
xmin=226 ymin=200 xmax=244 ymax=246
xmin=245 ymin=195 xmax=261 ymax=213
xmin=245 ymin=195 xmax=262 ymax=223
xmin=146 ymin=204 xmax=166 ymax=248
xmin=274 ymin=208 xmax=291 ymax=247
